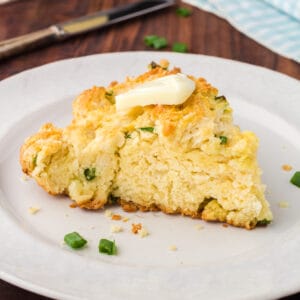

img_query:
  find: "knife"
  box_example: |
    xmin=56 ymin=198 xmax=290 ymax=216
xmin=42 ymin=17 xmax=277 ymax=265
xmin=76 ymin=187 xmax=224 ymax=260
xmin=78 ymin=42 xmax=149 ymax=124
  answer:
xmin=0 ymin=0 xmax=174 ymax=60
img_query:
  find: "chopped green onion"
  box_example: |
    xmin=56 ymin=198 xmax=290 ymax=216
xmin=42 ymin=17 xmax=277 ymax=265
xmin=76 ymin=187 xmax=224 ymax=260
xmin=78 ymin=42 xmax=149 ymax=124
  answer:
xmin=172 ymin=42 xmax=188 ymax=53
xmin=108 ymin=194 xmax=119 ymax=204
xmin=105 ymin=90 xmax=113 ymax=96
xmin=99 ymin=239 xmax=117 ymax=255
xmin=105 ymin=90 xmax=115 ymax=104
xmin=144 ymin=35 xmax=159 ymax=47
xmin=32 ymin=154 xmax=37 ymax=167
xmin=150 ymin=61 xmax=158 ymax=69
xmin=214 ymin=95 xmax=227 ymax=101
xmin=197 ymin=197 xmax=213 ymax=212
xmin=257 ymin=219 xmax=271 ymax=226
xmin=139 ymin=127 xmax=154 ymax=133
xmin=176 ymin=7 xmax=192 ymax=17
xmin=152 ymin=37 xmax=168 ymax=49
xmin=84 ymin=168 xmax=96 ymax=181
xmin=144 ymin=35 xmax=168 ymax=49
xmin=290 ymin=171 xmax=300 ymax=188
xmin=148 ymin=61 xmax=168 ymax=70
xmin=64 ymin=232 xmax=87 ymax=249
xmin=219 ymin=136 xmax=228 ymax=145
xmin=124 ymin=132 xmax=131 ymax=139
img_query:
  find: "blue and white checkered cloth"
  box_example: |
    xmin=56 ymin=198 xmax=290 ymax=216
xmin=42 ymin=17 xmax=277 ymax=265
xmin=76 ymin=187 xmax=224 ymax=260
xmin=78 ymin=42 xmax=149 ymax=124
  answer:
xmin=183 ymin=0 xmax=300 ymax=63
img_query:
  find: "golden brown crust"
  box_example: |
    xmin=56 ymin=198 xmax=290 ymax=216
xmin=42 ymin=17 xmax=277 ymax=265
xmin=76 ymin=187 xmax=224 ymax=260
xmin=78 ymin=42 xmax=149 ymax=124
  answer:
xmin=20 ymin=61 xmax=271 ymax=229
xmin=77 ymin=199 xmax=107 ymax=210
xmin=118 ymin=199 xmax=256 ymax=229
xmin=119 ymin=199 xmax=160 ymax=213
xmin=20 ymin=123 xmax=62 ymax=174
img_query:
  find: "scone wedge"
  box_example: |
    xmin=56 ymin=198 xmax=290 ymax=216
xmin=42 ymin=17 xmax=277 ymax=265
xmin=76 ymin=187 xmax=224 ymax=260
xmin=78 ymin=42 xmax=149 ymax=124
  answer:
xmin=20 ymin=61 xmax=272 ymax=229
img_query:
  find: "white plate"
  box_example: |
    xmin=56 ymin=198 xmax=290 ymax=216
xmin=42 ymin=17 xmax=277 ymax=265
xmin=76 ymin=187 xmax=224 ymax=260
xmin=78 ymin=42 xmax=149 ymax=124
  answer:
xmin=0 ymin=52 xmax=300 ymax=300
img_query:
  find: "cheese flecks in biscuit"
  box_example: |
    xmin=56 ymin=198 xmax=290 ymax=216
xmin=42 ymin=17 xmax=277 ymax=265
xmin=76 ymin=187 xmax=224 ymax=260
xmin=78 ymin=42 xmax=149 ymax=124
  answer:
xmin=20 ymin=62 xmax=273 ymax=229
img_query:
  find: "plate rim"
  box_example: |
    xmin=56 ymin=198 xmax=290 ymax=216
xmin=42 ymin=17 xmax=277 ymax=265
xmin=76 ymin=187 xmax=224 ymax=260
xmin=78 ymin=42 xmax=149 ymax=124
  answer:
xmin=2 ymin=51 xmax=299 ymax=85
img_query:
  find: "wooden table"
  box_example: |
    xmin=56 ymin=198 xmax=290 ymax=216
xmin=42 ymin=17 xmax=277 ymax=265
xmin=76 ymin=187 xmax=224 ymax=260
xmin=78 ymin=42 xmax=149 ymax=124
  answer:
xmin=0 ymin=0 xmax=299 ymax=299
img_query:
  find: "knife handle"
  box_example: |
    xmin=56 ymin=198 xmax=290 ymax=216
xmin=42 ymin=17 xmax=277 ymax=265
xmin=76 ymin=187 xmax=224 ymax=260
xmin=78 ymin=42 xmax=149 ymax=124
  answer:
xmin=0 ymin=26 xmax=62 ymax=60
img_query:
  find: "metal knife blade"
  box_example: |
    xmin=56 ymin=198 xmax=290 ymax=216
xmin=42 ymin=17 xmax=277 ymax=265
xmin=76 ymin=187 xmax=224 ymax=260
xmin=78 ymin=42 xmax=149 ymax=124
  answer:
xmin=0 ymin=0 xmax=175 ymax=60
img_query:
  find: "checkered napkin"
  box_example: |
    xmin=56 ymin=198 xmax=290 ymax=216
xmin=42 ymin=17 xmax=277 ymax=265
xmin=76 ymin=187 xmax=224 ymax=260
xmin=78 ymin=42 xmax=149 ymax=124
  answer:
xmin=183 ymin=0 xmax=300 ymax=63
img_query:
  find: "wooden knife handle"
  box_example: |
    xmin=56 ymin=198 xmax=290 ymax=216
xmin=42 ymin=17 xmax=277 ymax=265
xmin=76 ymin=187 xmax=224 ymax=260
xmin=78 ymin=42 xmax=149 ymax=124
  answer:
xmin=0 ymin=26 xmax=62 ymax=60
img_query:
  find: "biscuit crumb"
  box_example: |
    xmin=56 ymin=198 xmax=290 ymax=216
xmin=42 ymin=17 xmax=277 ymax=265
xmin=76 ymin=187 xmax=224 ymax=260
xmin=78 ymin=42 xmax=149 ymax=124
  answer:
xmin=169 ymin=245 xmax=177 ymax=251
xmin=282 ymin=164 xmax=292 ymax=171
xmin=20 ymin=174 xmax=29 ymax=182
xmin=69 ymin=203 xmax=77 ymax=208
xmin=160 ymin=59 xmax=169 ymax=69
xmin=138 ymin=227 xmax=149 ymax=238
xmin=104 ymin=210 xmax=113 ymax=218
xmin=131 ymin=223 xmax=142 ymax=234
xmin=28 ymin=206 xmax=40 ymax=214
xmin=90 ymin=226 xmax=95 ymax=230
xmin=278 ymin=201 xmax=289 ymax=208
xmin=195 ymin=224 xmax=204 ymax=230
xmin=112 ymin=214 xmax=122 ymax=221
xmin=122 ymin=217 xmax=130 ymax=222
xmin=111 ymin=225 xmax=123 ymax=233
xmin=222 ymin=223 xmax=228 ymax=228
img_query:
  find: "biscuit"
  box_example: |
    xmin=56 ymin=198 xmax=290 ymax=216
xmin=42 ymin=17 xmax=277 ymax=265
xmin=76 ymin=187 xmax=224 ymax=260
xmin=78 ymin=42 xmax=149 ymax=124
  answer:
xmin=20 ymin=62 xmax=273 ymax=229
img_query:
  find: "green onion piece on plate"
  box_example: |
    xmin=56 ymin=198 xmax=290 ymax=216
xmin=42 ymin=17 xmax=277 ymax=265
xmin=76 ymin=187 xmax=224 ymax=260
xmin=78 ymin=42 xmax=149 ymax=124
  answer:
xmin=290 ymin=171 xmax=300 ymax=188
xmin=64 ymin=232 xmax=87 ymax=249
xmin=144 ymin=35 xmax=167 ymax=49
xmin=99 ymin=239 xmax=117 ymax=255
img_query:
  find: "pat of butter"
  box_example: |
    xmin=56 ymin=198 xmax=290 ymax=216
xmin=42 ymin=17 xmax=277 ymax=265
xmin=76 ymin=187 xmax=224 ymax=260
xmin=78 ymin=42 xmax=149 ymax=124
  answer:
xmin=115 ymin=73 xmax=195 ymax=111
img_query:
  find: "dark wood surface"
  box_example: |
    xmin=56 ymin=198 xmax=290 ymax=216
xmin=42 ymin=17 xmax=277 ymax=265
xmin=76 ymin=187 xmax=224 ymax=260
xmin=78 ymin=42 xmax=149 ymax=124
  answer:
xmin=0 ymin=0 xmax=299 ymax=299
